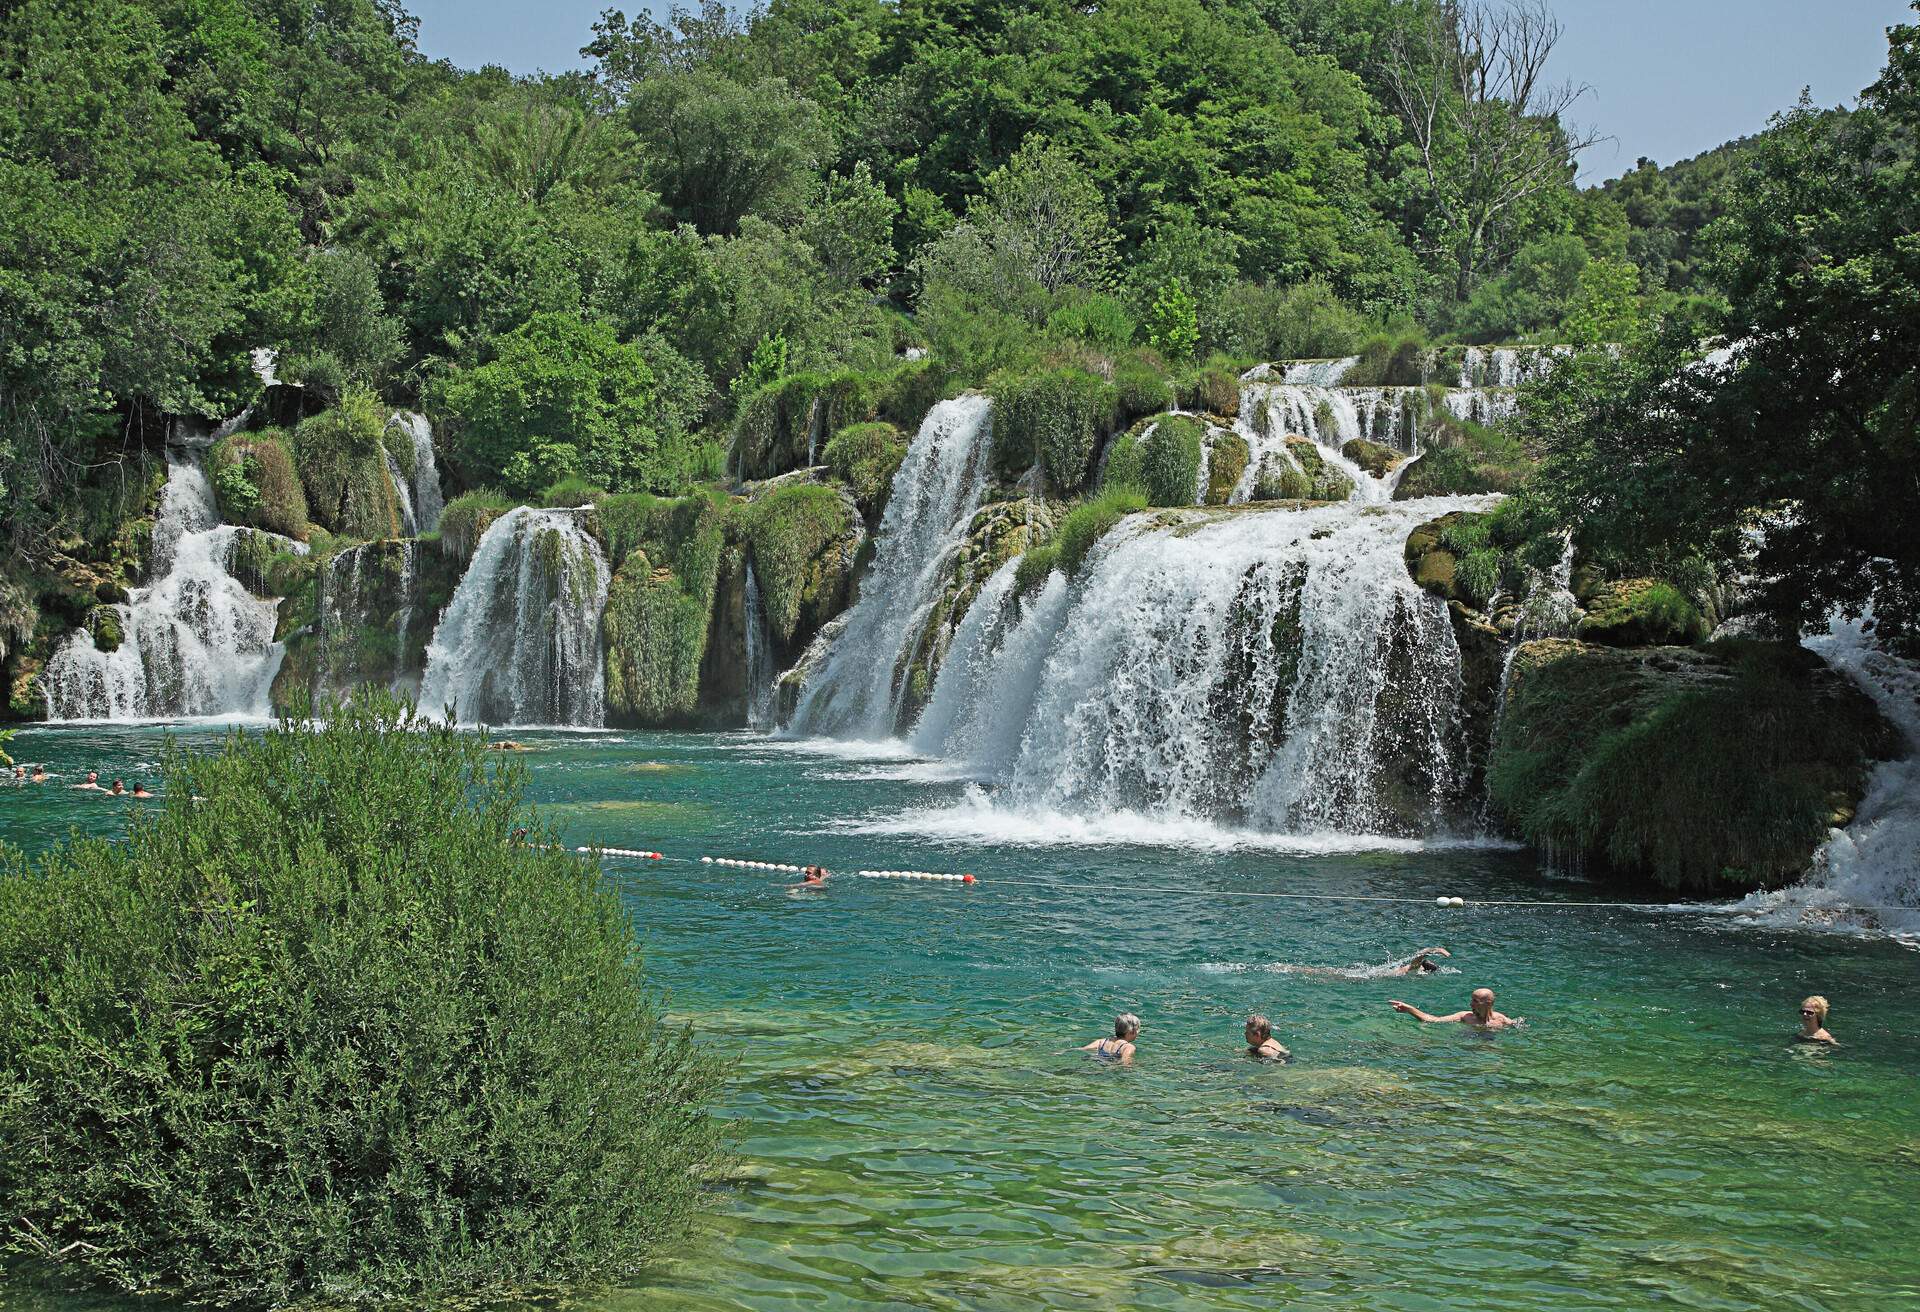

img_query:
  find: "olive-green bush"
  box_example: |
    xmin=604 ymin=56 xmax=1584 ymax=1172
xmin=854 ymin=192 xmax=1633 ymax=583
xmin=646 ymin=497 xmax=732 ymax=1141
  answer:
xmin=987 ymin=367 xmax=1117 ymax=491
xmin=0 ymin=695 xmax=726 ymax=1305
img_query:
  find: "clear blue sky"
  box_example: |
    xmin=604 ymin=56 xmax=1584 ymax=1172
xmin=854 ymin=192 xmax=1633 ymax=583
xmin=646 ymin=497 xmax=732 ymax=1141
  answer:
xmin=407 ymin=0 xmax=1915 ymax=180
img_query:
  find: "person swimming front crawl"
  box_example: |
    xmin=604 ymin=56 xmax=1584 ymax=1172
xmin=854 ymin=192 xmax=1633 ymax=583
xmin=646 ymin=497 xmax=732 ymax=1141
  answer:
xmin=1082 ymin=1013 xmax=1140 ymax=1064
xmin=1389 ymin=987 xmax=1520 ymax=1029
xmin=1393 ymin=947 xmax=1450 ymax=975
xmin=1244 ymin=1014 xmax=1291 ymax=1061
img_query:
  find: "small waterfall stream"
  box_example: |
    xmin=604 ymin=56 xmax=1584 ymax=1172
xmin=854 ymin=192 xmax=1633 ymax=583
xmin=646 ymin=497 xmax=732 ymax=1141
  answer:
xmin=42 ymin=453 xmax=300 ymax=719
xmin=790 ymin=396 xmax=995 ymax=737
xmin=743 ymin=562 xmax=777 ymax=730
xmin=389 ymin=412 xmax=444 ymax=534
xmin=418 ymin=507 xmax=610 ymax=726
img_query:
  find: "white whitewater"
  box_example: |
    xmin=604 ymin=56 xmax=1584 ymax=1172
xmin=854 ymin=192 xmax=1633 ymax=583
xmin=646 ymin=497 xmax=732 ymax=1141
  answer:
xmin=389 ymin=412 xmax=444 ymax=534
xmin=1457 ymin=346 xmax=1565 ymax=388
xmin=912 ymin=497 xmax=1496 ymax=836
xmin=418 ymin=507 xmax=610 ymax=726
xmin=1734 ymin=614 xmax=1920 ymax=939
xmin=743 ymin=562 xmax=777 ymax=730
xmin=385 ymin=448 xmax=417 ymax=538
xmin=43 ymin=453 xmax=295 ymax=719
xmin=1281 ymin=356 xmax=1360 ymax=385
xmin=790 ymin=395 xmax=994 ymax=737
xmin=1233 ymin=378 xmax=1392 ymax=504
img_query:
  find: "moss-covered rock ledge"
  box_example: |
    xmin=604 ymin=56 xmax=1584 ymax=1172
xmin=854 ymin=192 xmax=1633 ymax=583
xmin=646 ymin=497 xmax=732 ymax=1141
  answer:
xmin=1489 ymin=639 xmax=1897 ymax=894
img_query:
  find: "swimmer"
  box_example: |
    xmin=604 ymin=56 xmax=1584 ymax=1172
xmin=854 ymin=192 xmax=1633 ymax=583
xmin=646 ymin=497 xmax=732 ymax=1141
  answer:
xmin=107 ymin=779 xmax=126 ymax=797
xmin=1795 ymin=995 xmax=1837 ymax=1045
xmin=1244 ymin=1014 xmax=1291 ymax=1062
xmin=1393 ymin=947 xmax=1450 ymax=975
xmin=71 ymin=770 xmax=102 ymax=791
xmin=8 ymin=766 xmax=22 ymax=784
xmin=131 ymin=782 xmax=154 ymax=799
xmin=30 ymin=764 xmax=49 ymax=783
xmin=1389 ymin=987 xmax=1520 ymax=1030
xmin=1081 ymin=1013 xmax=1140 ymax=1064
xmin=796 ymin=865 xmax=829 ymax=887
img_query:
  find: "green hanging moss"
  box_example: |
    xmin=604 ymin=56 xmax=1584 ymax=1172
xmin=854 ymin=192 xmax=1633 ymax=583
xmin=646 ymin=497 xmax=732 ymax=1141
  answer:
xmin=1206 ymin=432 xmax=1249 ymax=505
xmin=599 ymin=495 xmax=728 ymax=726
xmin=987 ymin=367 xmax=1118 ymax=492
xmin=435 ymin=490 xmax=519 ymax=563
xmin=743 ymin=484 xmax=858 ymax=646
xmin=291 ymin=391 xmax=401 ymax=541
xmin=823 ymin=422 xmax=907 ymax=518
xmin=1489 ymin=639 xmax=1896 ymax=893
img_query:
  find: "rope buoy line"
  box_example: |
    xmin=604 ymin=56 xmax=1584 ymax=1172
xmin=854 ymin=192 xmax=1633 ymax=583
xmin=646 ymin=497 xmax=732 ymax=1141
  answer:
xmin=545 ymin=843 xmax=1920 ymax=917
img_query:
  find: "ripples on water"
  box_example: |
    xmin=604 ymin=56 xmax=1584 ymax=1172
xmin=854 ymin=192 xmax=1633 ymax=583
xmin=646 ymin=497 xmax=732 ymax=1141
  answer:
xmin=4 ymin=724 xmax=1917 ymax=1311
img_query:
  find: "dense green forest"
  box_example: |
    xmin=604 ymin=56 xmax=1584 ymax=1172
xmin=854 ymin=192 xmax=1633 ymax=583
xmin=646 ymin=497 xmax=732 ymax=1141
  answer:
xmin=2 ymin=0 xmax=1916 ymax=678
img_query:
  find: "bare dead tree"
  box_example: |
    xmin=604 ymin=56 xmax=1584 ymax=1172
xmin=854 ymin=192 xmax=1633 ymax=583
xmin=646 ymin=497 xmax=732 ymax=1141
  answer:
xmin=1382 ymin=0 xmax=1605 ymax=301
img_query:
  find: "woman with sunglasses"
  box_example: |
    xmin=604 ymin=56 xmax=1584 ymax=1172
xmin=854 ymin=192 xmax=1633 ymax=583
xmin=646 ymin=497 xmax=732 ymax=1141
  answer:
xmin=1795 ymin=996 xmax=1837 ymax=1045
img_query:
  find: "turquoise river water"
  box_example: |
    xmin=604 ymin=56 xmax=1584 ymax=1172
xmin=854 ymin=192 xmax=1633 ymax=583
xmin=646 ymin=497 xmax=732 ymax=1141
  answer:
xmin=3 ymin=722 xmax=1917 ymax=1311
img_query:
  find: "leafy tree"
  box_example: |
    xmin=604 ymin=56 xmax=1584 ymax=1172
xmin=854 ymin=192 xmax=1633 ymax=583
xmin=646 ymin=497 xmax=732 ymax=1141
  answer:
xmin=438 ymin=311 xmax=663 ymax=494
xmin=1382 ymin=0 xmax=1602 ymax=301
xmin=628 ymin=70 xmax=830 ymax=235
xmin=1144 ymin=280 xmax=1200 ymax=361
xmin=1529 ymin=15 xmax=1920 ymax=652
xmin=800 ymin=160 xmax=898 ymax=287
xmin=1455 ymin=233 xmax=1589 ymax=341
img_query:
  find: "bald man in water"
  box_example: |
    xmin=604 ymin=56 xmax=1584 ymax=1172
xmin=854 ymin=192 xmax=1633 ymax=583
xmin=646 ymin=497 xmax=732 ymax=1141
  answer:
xmin=1389 ymin=987 xmax=1520 ymax=1029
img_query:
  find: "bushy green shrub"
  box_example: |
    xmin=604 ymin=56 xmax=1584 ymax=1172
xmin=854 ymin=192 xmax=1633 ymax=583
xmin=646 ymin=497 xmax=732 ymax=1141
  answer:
xmin=438 ymin=312 xmax=663 ymax=495
xmin=877 ymin=357 xmax=950 ymax=433
xmin=1045 ymin=292 xmax=1136 ymax=351
xmin=987 ymin=367 xmax=1117 ymax=491
xmin=1395 ymin=413 xmax=1534 ymax=499
xmin=1176 ymin=357 xmax=1243 ymax=417
xmin=543 ymin=474 xmax=608 ymax=507
xmin=291 ymin=390 xmax=402 ymax=541
xmin=824 ymin=422 xmax=907 ymax=516
xmin=1344 ymin=331 xmax=1429 ymax=386
xmin=743 ymin=485 xmax=857 ymax=643
xmin=1013 ymin=542 xmax=1060 ymax=599
xmin=1111 ymin=352 xmax=1175 ymax=425
xmin=1054 ymin=484 xmax=1148 ymax=576
xmin=0 ymin=695 xmax=726 ymax=1305
xmin=1112 ymin=414 xmax=1203 ymax=507
xmin=1216 ymin=277 xmax=1367 ymax=361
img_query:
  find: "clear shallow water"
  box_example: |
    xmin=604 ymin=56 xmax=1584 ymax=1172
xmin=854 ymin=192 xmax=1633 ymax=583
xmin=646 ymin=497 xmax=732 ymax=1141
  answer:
xmin=4 ymin=724 xmax=1919 ymax=1311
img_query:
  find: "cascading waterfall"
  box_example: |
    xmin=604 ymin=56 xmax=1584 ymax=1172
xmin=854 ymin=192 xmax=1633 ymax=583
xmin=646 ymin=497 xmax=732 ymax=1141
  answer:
xmin=389 ymin=412 xmax=444 ymax=534
xmin=42 ymin=453 xmax=297 ymax=719
xmin=1281 ymin=356 xmax=1361 ymax=385
xmin=418 ymin=507 xmax=610 ymax=726
xmin=789 ymin=395 xmax=995 ymax=737
xmin=1232 ymin=380 xmax=1389 ymax=504
xmin=743 ymin=562 xmax=777 ymax=730
xmin=1457 ymin=345 xmax=1567 ymax=388
xmin=909 ymin=497 xmax=1496 ymax=836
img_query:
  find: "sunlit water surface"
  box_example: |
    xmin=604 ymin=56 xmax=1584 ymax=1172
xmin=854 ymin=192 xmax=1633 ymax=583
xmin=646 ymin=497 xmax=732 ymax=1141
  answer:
xmin=3 ymin=724 xmax=1917 ymax=1311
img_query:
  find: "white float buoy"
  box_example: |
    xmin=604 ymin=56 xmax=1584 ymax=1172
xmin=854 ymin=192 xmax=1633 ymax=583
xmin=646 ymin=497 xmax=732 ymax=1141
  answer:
xmin=1435 ymin=896 xmax=1450 ymax=907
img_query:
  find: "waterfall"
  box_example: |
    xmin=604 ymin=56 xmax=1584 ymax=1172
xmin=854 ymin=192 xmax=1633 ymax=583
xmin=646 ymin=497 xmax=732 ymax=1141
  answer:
xmin=789 ymin=395 xmax=995 ymax=737
xmin=1457 ymin=346 xmax=1565 ymax=388
xmin=388 ymin=413 xmax=445 ymax=534
xmin=743 ymin=562 xmax=777 ymax=730
xmin=42 ymin=453 xmax=297 ymax=720
xmin=1734 ymin=614 xmax=1920 ymax=937
xmin=385 ymin=447 xmax=417 ymax=538
xmin=1232 ymin=380 xmax=1390 ymax=504
xmin=910 ymin=497 xmax=1495 ymax=836
xmin=1281 ymin=356 xmax=1360 ymax=385
xmin=418 ymin=507 xmax=610 ymax=726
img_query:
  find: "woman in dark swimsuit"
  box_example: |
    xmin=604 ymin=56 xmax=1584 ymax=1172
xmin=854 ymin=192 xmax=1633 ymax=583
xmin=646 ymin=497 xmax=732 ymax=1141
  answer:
xmin=1080 ymin=1013 xmax=1140 ymax=1064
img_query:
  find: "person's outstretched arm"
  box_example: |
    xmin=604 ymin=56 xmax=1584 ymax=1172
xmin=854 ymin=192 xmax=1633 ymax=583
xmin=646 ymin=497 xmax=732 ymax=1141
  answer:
xmin=1389 ymin=1001 xmax=1466 ymax=1023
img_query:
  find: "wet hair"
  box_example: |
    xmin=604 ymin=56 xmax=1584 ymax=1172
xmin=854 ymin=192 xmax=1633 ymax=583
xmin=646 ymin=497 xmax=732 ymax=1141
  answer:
xmin=110 ymin=779 xmax=124 ymax=791
xmin=1245 ymin=1014 xmax=1272 ymax=1042
xmin=1470 ymin=988 xmax=1495 ymax=1007
xmin=1114 ymin=1012 xmax=1140 ymax=1039
xmin=1801 ymin=995 xmax=1829 ymax=1024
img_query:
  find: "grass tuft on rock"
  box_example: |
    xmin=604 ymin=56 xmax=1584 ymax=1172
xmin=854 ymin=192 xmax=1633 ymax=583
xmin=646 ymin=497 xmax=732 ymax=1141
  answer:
xmin=0 ymin=693 xmax=727 ymax=1306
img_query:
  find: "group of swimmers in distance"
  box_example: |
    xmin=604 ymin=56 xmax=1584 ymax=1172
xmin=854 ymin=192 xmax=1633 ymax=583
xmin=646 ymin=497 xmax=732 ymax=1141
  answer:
xmin=4 ymin=766 xmax=153 ymax=798
xmin=1080 ymin=949 xmax=1839 ymax=1063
